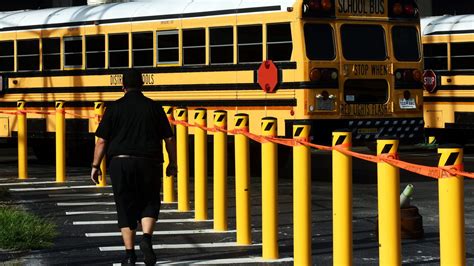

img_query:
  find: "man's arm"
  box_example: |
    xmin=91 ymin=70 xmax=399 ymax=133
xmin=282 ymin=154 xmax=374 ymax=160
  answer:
xmin=164 ymin=136 xmax=177 ymax=176
xmin=91 ymin=137 xmax=107 ymax=184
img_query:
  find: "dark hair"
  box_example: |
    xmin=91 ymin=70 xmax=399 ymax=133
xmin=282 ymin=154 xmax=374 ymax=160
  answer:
xmin=122 ymin=69 xmax=144 ymax=90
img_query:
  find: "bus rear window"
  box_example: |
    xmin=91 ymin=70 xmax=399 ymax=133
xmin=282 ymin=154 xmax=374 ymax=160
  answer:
xmin=392 ymin=26 xmax=420 ymax=61
xmin=341 ymin=24 xmax=386 ymax=61
xmin=304 ymin=24 xmax=335 ymax=60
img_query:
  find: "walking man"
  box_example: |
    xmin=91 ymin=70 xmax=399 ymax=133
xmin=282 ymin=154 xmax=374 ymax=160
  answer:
xmin=91 ymin=69 xmax=177 ymax=265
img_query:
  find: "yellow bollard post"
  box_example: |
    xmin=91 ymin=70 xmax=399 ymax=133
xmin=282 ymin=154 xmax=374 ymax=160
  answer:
xmin=261 ymin=117 xmax=278 ymax=259
xmin=94 ymin=102 xmax=107 ymax=187
xmin=438 ymin=145 xmax=465 ymax=266
xmin=332 ymin=130 xmax=353 ymax=266
xmin=163 ymin=106 xmax=176 ymax=203
xmin=293 ymin=122 xmax=312 ymax=265
xmin=17 ymin=101 xmax=28 ymax=180
xmin=377 ymin=137 xmax=401 ymax=265
xmin=194 ymin=108 xmax=208 ymax=220
xmin=55 ymin=101 xmax=66 ymax=183
xmin=213 ymin=110 xmax=228 ymax=231
xmin=175 ymin=107 xmax=189 ymax=211
xmin=234 ymin=113 xmax=251 ymax=245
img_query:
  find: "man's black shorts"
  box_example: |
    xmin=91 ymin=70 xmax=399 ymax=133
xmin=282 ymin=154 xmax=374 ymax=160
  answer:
xmin=110 ymin=157 xmax=162 ymax=229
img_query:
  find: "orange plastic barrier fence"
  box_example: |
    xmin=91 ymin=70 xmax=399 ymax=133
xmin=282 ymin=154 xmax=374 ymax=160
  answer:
xmin=3 ymin=107 xmax=472 ymax=179
xmin=169 ymin=119 xmax=474 ymax=180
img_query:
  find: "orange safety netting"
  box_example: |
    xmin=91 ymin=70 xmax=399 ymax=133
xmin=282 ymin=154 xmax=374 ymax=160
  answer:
xmin=170 ymin=119 xmax=474 ymax=180
xmin=0 ymin=109 xmax=96 ymax=119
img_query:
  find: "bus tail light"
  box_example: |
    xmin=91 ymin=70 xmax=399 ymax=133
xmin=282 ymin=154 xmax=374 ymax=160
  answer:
xmin=404 ymin=3 xmax=415 ymax=16
xmin=389 ymin=0 xmax=419 ymax=18
xmin=310 ymin=68 xmax=338 ymax=82
xmin=392 ymin=3 xmax=403 ymax=15
xmin=412 ymin=70 xmax=422 ymax=82
xmin=321 ymin=0 xmax=332 ymax=11
xmin=395 ymin=69 xmax=421 ymax=82
xmin=303 ymin=0 xmax=335 ymax=17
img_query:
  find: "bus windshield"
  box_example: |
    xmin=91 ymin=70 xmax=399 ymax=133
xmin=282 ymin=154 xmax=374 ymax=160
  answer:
xmin=341 ymin=24 xmax=386 ymax=61
xmin=392 ymin=26 xmax=420 ymax=61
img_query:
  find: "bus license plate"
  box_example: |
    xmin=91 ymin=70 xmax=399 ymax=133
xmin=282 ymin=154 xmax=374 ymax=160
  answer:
xmin=399 ymin=98 xmax=416 ymax=109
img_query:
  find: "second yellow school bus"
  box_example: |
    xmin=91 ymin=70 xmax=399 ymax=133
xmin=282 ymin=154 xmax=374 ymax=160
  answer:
xmin=0 ymin=0 xmax=424 ymax=159
xmin=421 ymin=15 xmax=474 ymax=144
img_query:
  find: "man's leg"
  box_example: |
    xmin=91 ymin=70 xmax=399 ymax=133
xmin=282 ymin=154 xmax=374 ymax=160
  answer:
xmin=140 ymin=217 xmax=157 ymax=265
xmin=121 ymin=227 xmax=136 ymax=249
xmin=120 ymin=227 xmax=137 ymax=264
xmin=141 ymin=217 xmax=156 ymax=234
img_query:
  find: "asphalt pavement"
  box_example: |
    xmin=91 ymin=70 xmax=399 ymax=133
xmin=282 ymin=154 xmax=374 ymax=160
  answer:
xmin=0 ymin=146 xmax=473 ymax=265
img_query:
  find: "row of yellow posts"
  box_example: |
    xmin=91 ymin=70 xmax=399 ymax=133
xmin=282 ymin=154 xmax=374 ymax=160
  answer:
xmin=14 ymin=102 xmax=465 ymax=265
xmin=15 ymin=100 xmax=107 ymax=187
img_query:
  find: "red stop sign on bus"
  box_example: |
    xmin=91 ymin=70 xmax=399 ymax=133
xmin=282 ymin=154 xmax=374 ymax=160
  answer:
xmin=423 ymin=70 xmax=437 ymax=93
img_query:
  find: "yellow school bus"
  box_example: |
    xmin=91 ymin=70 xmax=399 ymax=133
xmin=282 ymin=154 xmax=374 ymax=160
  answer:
xmin=421 ymin=15 xmax=474 ymax=144
xmin=0 ymin=0 xmax=423 ymax=160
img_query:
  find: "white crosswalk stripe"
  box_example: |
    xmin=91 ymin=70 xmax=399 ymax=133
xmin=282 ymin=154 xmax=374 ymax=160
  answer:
xmin=86 ymin=229 xmax=236 ymax=237
xmin=66 ymin=209 xmax=191 ymax=215
xmin=112 ymin=257 xmax=294 ymax=265
xmin=73 ymin=219 xmax=211 ymax=225
xmin=10 ymin=185 xmax=111 ymax=191
xmin=100 ymin=242 xmax=262 ymax=251
xmin=49 ymin=193 xmax=114 ymax=197
xmin=0 ymin=180 xmax=79 ymax=186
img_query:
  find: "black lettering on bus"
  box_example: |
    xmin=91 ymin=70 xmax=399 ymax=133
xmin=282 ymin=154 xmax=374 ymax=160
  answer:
xmin=142 ymin=74 xmax=155 ymax=85
xmin=110 ymin=74 xmax=123 ymax=86
xmin=354 ymin=64 xmax=369 ymax=75
xmin=339 ymin=0 xmax=384 ymax=15
xmin=371 ymin=64 xmax=388 ymax=75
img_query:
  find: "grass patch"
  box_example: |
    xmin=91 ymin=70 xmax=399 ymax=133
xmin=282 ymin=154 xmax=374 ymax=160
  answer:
xmin=0 ymin=206 xmax=57 ymax=250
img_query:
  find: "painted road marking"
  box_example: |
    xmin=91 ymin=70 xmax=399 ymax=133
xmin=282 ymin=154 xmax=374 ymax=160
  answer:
xmin=66 ymin=209 xmax=191 ymax=215
xmin=0 ymin=180 xmax=79 ymax=186
xmin=57 ymin=201 xmax=176 ymax=206
xmin=49 ymin=193 xmax=114 ymax=197
xmin=112 ymin=257 xmax=294 ymax=265
xmin=10 ymin=185 xmax=111 ymax=192
xmin=73 ymin=219 xmax=211 ymax=225
xmin=58 ymin=202 xmax=115 ymax=206
xmin=100 ymin=242 xmax=262 ymax=251
xmin=86 ymin=229 xmax=236 ymax=237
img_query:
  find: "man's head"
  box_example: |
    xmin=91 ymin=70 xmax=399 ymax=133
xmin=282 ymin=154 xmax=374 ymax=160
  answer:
xmin=122 ymin=69 xmax=144 ymax=91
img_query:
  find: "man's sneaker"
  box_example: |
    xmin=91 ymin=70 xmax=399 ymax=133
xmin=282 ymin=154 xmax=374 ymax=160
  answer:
xmin=139 ymin=239 xmax=157 ymax=265
xmin=121 ymin=253 xmax=137 ymax=265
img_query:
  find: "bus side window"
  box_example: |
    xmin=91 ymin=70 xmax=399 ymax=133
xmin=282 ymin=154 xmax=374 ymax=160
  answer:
xmin=42 ymin=38 xmax=60 ymax=70
xmin=157 ymin=30 xmax=179 ymax=65
xmin=0 ymin=41 xmax=14 ymax=72
xmin=451 ymin=42 xmax=474 ymax=70
xmin=267 ymin=23 xmax=292 ymax=62
xmin=210 ymin=27 xmax=233 ymax=64
xmin=132 ymin=32 xmax=153 ymax=67
xmin=86 ymin=35 xmax=105 ymax=69
xmin=64 ymin=36 xmax=83 ymax=69
xmin=423 ymin=43 xmax=447 ymax=71
xmin=183 ymin=28 xmax=205 ymax=65
xmin=238 ymin=25 xmax=262 ymax=63
xmin=17 ymin=39 xmax=40 ymax=71
xmin=109 ymin=34 xmax=129 ymax=68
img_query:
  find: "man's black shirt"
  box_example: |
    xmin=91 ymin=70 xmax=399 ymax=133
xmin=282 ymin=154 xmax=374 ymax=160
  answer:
xmin=95 ymin=90 xmax=173 ymax=162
